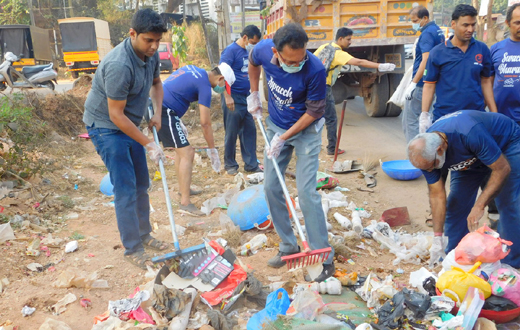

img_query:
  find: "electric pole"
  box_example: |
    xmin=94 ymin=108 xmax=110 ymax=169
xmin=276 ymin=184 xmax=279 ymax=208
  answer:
xmin=27 ymin=0 xmax=35 ymax=26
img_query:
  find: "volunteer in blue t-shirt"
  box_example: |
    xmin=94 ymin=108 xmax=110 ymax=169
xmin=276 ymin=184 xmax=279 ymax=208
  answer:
xmin=402 ymin=6 xmax=444 ymax=143
xmin=158 ymin=64 xmax=235 ymax=216
xmin=247 ymin=23 xmax=334 ymax=282
xmin=491 ymin=3 xmax=520 ymax=124
xmin=407 ymin=110 xmax=520 ymax=268
xmin=420 ymin=4 xmax=498 ymax=132
xmin=220 ymin=25 xmax=262 ymax=175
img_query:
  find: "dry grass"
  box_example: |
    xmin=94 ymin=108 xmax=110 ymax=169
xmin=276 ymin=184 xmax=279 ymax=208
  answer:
xmin=361 ymin=152 xmax=380 ymax=173
xmin=184 ymin=23 xmax=210 ymax=69
xmin=221 ymin=223 xmax=242 ymax=248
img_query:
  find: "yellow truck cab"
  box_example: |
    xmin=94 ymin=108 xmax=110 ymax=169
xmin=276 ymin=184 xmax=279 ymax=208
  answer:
xmin=58 ymin=17 xmax=112 ymax=78
xmin=263 ymin=0 xmax=432 ymax=117
xmin=0 ymin=25 xmax=55 ymax=71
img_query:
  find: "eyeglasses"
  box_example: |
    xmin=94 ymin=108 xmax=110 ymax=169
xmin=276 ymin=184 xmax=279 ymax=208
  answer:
xmin=278 ymin=52 xmax=308 ymax=67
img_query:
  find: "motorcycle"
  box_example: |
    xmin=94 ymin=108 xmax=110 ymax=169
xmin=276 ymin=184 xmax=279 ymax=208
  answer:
xmin=0 ymin=52 xmax=58 ymax=91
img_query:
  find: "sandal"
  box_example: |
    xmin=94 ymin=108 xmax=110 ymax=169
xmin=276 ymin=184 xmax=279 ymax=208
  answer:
xmin=142 ymin=236 xmax=170 ymax=251
xmin=124 ymin=250 xmax=152 ymax=270
xmin=425 ymin=214 xmax=433 ymax=228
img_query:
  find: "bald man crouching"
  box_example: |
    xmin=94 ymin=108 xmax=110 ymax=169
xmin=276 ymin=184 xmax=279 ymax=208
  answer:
xmin=408 ymin=110 xmax=520 ymax=268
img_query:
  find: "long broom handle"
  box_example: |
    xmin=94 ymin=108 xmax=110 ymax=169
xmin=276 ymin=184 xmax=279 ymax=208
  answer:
xmin=148 ymin=107 xmax=180 ymax=251
xmin=333 ymin=100 xmax=347 ymax=163
xmin=256 ymin=117 xmax=311 ymax=252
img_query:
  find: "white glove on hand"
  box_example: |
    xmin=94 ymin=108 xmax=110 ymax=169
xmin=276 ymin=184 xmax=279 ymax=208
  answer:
xmin=267 ymin=133 xmax=285 ymax=159
xmin=145 ymin=142 xmax=166 ymax=165
xmin=419 ymin=112 xmax=432 ymax=134
xmin=378 ymin=63 xmax=396 ymax=72
xmin=246 ymin=91 xmax=263 ymax=119
xmin=429 ymin=236 xmax=446 ymax=269
xmin=179 ymin=119 xmax=188 ymax=138
xmin=207 ymin=148 xmax=221 ymax=173
xmin=405 ymin=82 xmax=417 ymax=100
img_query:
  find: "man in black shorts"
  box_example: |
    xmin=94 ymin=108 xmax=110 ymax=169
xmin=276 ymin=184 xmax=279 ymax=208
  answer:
xmin=158 ymin=64 xmax=235 ymax=216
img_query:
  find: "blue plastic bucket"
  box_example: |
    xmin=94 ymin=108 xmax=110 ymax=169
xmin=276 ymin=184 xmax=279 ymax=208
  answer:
xmin=227 ymin=185 xmax=270 ymax=230
xmin=99 ymin=173 xmax=114 ymax=196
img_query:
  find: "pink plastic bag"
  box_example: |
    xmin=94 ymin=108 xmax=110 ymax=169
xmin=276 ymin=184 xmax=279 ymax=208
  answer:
xmin=488 ymin=265 xmax=520 ymax=307
xmin=455 ymin=225 xmax=512 ymax=265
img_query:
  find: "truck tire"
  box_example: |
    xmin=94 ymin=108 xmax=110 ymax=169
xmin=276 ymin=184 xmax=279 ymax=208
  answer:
xmin=71 ymin=71 xmax=79 ymax=79
xmin=386 ymin=73 xmax=404 ymax=117
xmin=364 ymin=75 xmax=390 ymax=117
xmin=332 ymin=80 xmax=348 ymax=105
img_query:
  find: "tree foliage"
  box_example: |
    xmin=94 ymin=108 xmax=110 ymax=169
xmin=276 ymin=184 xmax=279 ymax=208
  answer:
xmin=0 ymin=0 xmax=30 ymax=25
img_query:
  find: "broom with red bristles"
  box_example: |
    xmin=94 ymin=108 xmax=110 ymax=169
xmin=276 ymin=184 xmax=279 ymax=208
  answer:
xmin=256 ymin=117 xmax=331 ymax=271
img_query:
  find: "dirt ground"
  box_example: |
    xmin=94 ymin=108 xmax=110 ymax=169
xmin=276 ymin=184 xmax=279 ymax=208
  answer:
xmin=0 ymin=80 xmax=433 ymax=329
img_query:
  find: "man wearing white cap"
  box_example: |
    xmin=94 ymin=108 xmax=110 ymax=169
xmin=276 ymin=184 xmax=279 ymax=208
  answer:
xmin=158 ymin=64 xmax=235 ymax=216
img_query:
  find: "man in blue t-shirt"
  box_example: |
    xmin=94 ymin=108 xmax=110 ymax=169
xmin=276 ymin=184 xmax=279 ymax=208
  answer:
xmin=158 ymin=64 xmax=235 ymax=216
xmin=402 ymin=6 xmax=444 ymax=142
xmin=491 ymin=3 xmax=520 ymax=124
xmin=248 ymin=23 xmax=334 ymax=282
xmin=420 ymin=5 xmax=498 ymax=132
xmin=407 ymin=111 xmax=520 ymax=268
xmin=220 ymin=25 xmax=262 ymax=175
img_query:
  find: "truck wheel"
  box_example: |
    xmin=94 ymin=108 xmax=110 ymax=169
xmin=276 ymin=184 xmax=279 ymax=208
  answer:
xmin=364 ymin=75 xmax=390 ymax=117
xmin=71 ymin=71 xmax=79 ymax=79
xmin=332 ymin=80 xmax=348 ymax=105
xmin=386 ymin=73 xmax=404 ymax=117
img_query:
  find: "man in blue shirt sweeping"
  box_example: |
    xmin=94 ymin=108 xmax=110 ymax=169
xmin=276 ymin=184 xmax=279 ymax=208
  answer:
xmin=248 ymin=23 xmax=334 ymax=282
xmin=420 ymin=4 xmax=498 ymax=131
xmin=402 ymin=5 xmax=444 ymax=142
xmin=491 ymin=3 xmax=520 ymax=124
xmin=220 ymin=25 xmax=262 ymax=175
xmin=407 ymin=111 xmax=520 ymax=269
xmin=158 ymin=64 xmax=235 ymax=216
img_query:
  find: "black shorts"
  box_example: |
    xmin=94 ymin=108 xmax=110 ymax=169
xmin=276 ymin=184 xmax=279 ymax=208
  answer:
xmin=158 ymin=108 xmax=190 ymax=148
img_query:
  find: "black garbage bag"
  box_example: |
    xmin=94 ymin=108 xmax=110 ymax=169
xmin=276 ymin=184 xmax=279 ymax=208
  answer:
xmin=403 ymin=287 xmax=431 ymax=319
xmin=378 ymin=291 xmax=406 ymax=329
xmin=483 ymin=295 xmax=518 ymax=311
xmin=423 ymin=276 xmax=437 ymax=296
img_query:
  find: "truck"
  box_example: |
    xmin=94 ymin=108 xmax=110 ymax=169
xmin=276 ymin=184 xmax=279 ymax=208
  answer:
xmin=263 ymin=0 xmax=431 ymax=117
xmin=58 ymin=17 xmax=113 ymax=78
xmin=0 ymin=25 xmax=56 ymax=70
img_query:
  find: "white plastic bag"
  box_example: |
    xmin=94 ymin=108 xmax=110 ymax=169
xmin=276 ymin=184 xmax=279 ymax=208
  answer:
xmin=0 ymin=222 xmax=15 ymax=243
xmin=388 ymin=66 xmax=413 ymax=109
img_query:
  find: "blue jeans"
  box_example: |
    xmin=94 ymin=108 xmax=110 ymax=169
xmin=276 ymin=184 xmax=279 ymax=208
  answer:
xmin=263 ymin=116 xmax=334 ymax=264
xmin=444 ymin=151 xmax=520 ymax=267
xmin=221 ymin=93 xmax=258 ymax=171
xmin=87 ymin=126 xmax=152 ymax=255
xmin=324 ymin=85 xmax=337 ymax=153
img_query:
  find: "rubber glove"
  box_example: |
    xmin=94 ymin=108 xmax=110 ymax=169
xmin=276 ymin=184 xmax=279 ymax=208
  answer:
xmin=246 ymin=91 xmax=262 ymax=119
xmin=405 ymin=82 xmax=417 ymax=100
xmin=179 ymin=119 xmax=188 ymax=138
xmin=429 ymin=235 xmax=446 ymax=269
xmin=145 ymin=142 xmax=166 ymax=165
xmin=378 ymin=63 xmax=396 ymax=72
xmin=419 ymin=112 xmax=432 ymax=133
xmin=206 ymin=148 xmax=221 ymax=173
xmin=267 ymin=133 xmax=285 ymax=159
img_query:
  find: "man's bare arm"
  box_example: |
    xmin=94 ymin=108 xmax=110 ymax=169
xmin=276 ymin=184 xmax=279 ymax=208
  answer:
xmin=428 ymin=178 xmax=447 ymax=234
xmin=481 ymin=76 xmax=498 ymax=113
xmin=149 ymin=76 xmax=163 ymax=131
xmin=422 ymin=83 xmax=436 ymax=113
xmin=412 ymin=52 xmax=429 ymax=84
xmin=249 ymin=64 xmax=261 ymax=92
xmin=108 ymin=98 xmax=151 ymax=146
xmin=199 ymin=104 xmax=215 ymax=149
xmin=346 ymin=58 xmax=380 ymax=69
xmin=279 ymin=113 xmax=316 ymax=141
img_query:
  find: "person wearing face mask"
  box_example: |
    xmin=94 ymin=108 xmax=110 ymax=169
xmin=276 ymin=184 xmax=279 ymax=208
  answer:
xmin=402 ymin=6 xmax=444 ymax=143
xmin=248 ymin=23 xmax=335 ymax=282
xmin=157 ymin=63 xmax=235 ymax=216
xmin=314 ymin=27 xmax=396 ymax=156
xmin=407 ymin=110 xmax=520 ymax=269
xmin=219 ymin=25 xmax=263 ymax=175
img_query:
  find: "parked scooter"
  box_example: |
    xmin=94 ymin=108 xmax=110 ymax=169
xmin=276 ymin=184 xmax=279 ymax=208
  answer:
xmin=0 ymin=52 xmax=57 ymax=91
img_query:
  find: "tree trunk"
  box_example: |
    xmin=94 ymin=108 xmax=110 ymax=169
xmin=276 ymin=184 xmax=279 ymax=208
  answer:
xmin=472 ymin=0 xmax=485 ymax=40
xmin=485 ymin=0 xmax=496 ymax=45
xmin=166 ymin=0 xmax=183 ymax=13
xmin=135 ymin=0 xmax=140 ymax=12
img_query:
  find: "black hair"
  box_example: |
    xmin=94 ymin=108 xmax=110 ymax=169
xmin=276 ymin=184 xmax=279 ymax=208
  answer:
xmin=131 ymin=8 xmax=168 ymax=35
xmin=410 ymin=6 xmax=430 ymax=19
xmin=211 ymin=67 xmax=222 ymax=76
xmin=452 ymin=4 xmax=478 ymax=21
xmin=507 ymin=3 xmax=520 ymax=22
xmin=336 ymin=27 xmax=353 ymax=40
xmin=273 ymin=23 xmax=309 ymax=51
xmin=241 ymin=25 xmax=262 ymax=39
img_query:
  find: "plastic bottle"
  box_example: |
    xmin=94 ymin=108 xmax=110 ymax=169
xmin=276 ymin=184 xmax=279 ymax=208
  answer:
xmin=294 ymin=277 xmax=342 ymax=295
xmin=334 ymin=212 xmax=352 ymax=230
xmin=352 ymin=210 xmax=363 ymax=234
xmin=239 ymin=234 xmax=267 ymax=255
